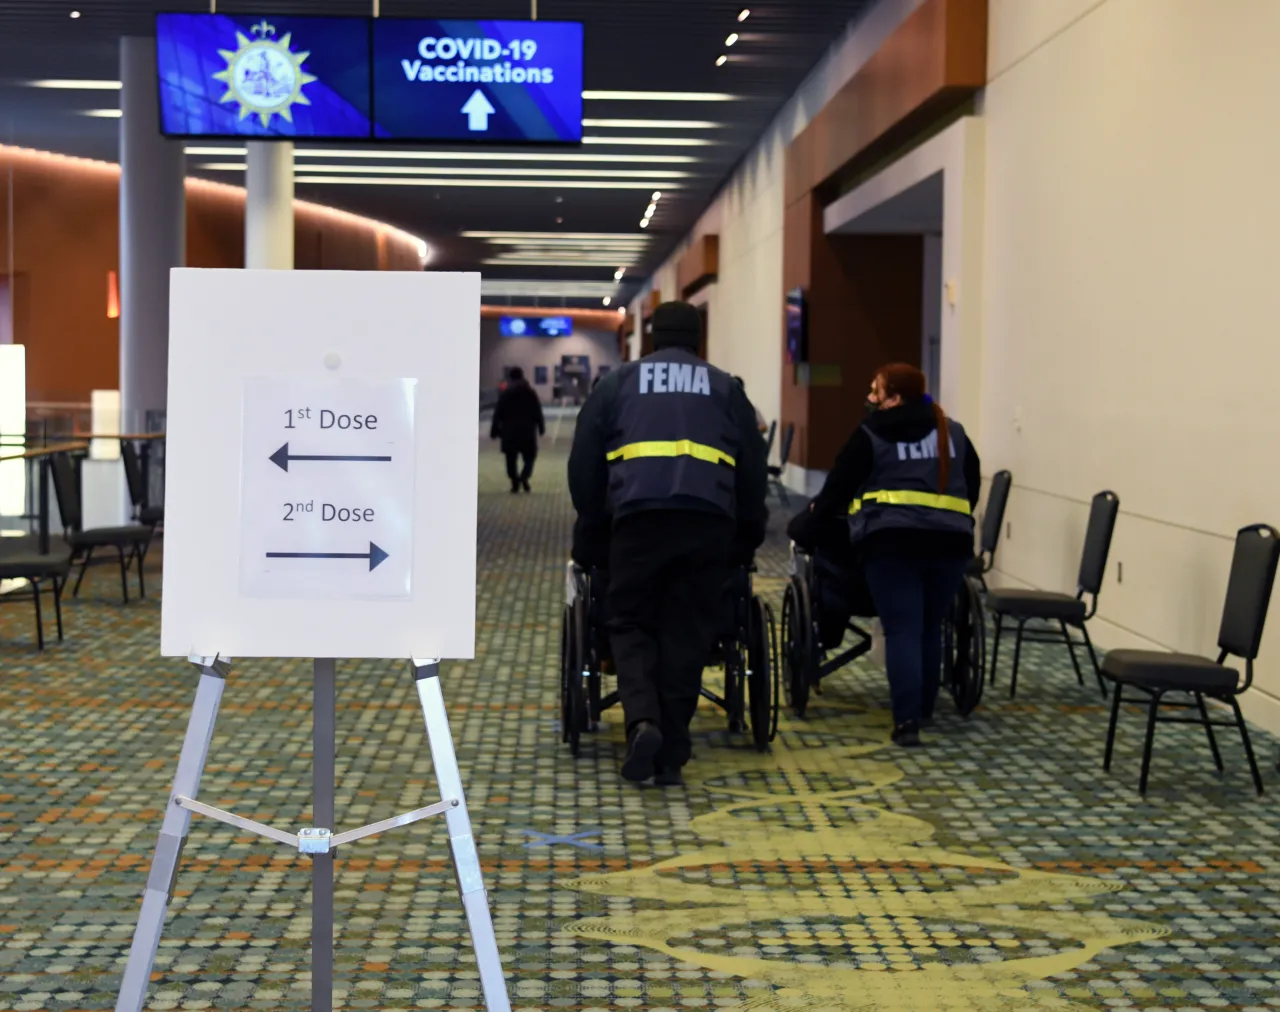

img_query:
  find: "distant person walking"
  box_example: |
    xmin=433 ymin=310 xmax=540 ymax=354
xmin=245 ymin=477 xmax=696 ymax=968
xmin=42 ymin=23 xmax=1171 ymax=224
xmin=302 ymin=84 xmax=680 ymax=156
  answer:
xmin=491 ymin=367 xmax=546 ymax=493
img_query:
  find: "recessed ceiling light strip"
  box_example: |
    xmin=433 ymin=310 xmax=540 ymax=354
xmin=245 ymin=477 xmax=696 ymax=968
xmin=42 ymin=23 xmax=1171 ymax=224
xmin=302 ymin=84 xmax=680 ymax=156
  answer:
xmin=295 ymin=176 xmax=680 ymax=190
xmin=199 ymin=162 xmax=693 ymax=180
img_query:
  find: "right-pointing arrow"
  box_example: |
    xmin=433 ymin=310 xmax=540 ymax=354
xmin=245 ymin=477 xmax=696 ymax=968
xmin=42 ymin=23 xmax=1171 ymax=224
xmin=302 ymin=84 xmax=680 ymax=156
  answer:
xmin=461 ymin=89 xmax=495 ymax=132
xmin=266 ymin=542 xmax=390 ymax=572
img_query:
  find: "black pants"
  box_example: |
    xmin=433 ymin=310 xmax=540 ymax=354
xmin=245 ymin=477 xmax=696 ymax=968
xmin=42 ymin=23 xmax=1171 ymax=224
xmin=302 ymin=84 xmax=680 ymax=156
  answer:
xmin=863 ymin=553 xmax=968 ymax=726
xmin=607 ymin=511 xmax=734 ymax=769
xmin=504 ymin=446 xmax=536 ymax=486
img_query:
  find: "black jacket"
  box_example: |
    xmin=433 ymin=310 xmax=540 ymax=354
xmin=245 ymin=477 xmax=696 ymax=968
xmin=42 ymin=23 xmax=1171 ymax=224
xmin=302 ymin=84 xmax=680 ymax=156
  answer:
xmin=490 ymin=381 xmax=545 ymax=453
xmin=569 ymin=360 xmax=769 ymax=564
xmin=789 ymin=401 xmax=982 ymax=561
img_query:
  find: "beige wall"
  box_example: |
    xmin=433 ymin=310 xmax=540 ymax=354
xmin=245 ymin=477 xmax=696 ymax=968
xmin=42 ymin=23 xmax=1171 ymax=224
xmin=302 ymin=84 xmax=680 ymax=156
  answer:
xmin=981 ymin=0 xmax=1280 ymax=730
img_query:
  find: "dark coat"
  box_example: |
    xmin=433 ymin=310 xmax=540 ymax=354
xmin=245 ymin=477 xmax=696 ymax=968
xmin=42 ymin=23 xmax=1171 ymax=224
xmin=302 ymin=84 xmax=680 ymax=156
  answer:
xmin=490 ymin=380 xmax=545 ymax=453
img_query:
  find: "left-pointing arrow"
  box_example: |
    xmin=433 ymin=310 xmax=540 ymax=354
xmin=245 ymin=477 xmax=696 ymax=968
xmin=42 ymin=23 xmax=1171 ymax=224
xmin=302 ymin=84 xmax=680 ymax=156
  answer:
xmin=270 ymin=442 xmax=392 ymax=472
xmin=266 ymin=542 xmax=390 ymax=572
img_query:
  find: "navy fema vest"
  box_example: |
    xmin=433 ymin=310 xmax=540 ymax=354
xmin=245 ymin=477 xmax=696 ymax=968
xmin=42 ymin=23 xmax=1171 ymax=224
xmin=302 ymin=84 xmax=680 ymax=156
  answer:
xmin=606 ymin=347 xmax=739 ymax=518
xmin=848 ymin=420 xmax=974 ymax=544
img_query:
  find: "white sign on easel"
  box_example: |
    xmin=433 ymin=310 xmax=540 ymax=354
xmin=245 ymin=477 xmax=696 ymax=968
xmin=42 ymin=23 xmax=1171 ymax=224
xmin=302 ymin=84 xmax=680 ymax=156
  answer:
xmin=115 ymin=269 xmax=511 ymax=1012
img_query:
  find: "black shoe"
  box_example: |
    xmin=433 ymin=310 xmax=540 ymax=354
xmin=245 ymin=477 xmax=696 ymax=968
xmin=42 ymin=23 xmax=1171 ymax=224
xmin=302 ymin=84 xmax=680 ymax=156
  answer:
xmin=509 ymin=484 xmax=520 ymax=494
xmin=891 ymin=720 xmax=921 ymax=748
xmin=522 ymin=479 xmax=532 ymax=493
xmin=920 ymin=714 xmax=936 ymax=729
xmin=654 ymin=766 xmax=684 ymax=787
xmin=621 ymin=721 xmax=663 ymax=783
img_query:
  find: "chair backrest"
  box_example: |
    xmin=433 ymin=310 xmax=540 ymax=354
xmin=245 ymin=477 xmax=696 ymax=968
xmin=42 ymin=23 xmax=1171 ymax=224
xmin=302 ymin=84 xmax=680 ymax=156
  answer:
xmin=49 ymin=451 xmax=83 ymax=533
xmin=979 ymin=470 xmax=1013 ymax=556
xmin=764 ymin=420 xmax=777 ymax=461
xmin=1218 ymin=524 xmax=1280 ymax=660
xmin=120 ymin=439 xmax=145 ymax=509
xmin=778 ymin=423 xmax=796 ymax=469
xmin=1077 ymin=490 xmax=1119 ymax=596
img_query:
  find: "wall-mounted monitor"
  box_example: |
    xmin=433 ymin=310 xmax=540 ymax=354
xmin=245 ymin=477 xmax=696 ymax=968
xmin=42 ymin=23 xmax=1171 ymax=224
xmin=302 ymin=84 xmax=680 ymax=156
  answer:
xmin=156 ymin=13 xmax=373 ymax=139
xmin=500 ymin=316 xmax=573 ymax=338
xmin=371 ymin=19 xmax=584 ymax=143
xmin=785 ymin=287 xmax=808 ymax=364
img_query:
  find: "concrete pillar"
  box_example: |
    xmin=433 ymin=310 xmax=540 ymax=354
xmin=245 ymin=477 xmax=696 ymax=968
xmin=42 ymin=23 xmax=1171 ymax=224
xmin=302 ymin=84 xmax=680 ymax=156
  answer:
xmin=245 ymin=142 xmax=294 ymax=269
xmin=119 ymin=36 xmax=185 ymax=432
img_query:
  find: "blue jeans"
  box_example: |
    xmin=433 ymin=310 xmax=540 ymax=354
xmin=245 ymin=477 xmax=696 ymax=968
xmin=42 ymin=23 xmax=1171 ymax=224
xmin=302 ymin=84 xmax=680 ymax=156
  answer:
xmin=863 ymin=554 xmax=969 ymax=726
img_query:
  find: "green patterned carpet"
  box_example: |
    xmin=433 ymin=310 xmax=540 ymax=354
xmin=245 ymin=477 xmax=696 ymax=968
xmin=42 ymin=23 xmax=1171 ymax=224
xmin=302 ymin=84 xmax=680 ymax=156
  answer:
xmin=2 ymin=438 xmax=1280 ymax=1011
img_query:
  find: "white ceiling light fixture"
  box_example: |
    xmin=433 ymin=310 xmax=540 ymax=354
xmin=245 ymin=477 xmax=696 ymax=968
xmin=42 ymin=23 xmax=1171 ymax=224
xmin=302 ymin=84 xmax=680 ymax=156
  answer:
xmin=652 ymin=190 xmax=662 ymax=201
xmin=582 ymin=136 xmax=715 ymax=147
xmin=639 ymin=219 xmax=650 ymax=229
xmin=602 ymin=297 xmax=612 ymax=307
xmin=81 ymin=109 xmax=122 ymax=118
xmin=482 ymin=258 xmax=641 ymax=267
xmin=716 ymin=55 xmax=728 ymax=67
xmin=645 ymin=203 xmax=657 ymax=217
xmin=583 ymin=90 xmax=740 ymax=102
xmin=295 ymin=177 xmax=681 ymax=190
xmin=188 ymin=146 xmax=701 ymax=164
xmin=69 ymin=10 xmax=81 ymax=18
xmin=481 ymin=279 xmax=621 ymax=298
xmin=27 ymin=79 xmax=121 ymax=90
xmin=614 ymin=269 xmax=626 ymax=281
xmin=462 ymin=231 xmax=650 ymax=241
xmin=199 ymin=162 xmax=693 ymax=181
xmin=726 ymin=33 xmax=739 ymax=46
xmin=582 ymin=119 xmax=722 ymax=129
xmin=738 ymin=9 xmax=751 ymax=21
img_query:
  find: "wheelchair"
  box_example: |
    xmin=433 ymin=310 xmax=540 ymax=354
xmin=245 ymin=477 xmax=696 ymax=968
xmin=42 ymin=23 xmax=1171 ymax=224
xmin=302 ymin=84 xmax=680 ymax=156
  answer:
xmin=560 ymin=562 xmax=779 ymax=758
xmin=781 ymin=544 xmax=987 ymax=719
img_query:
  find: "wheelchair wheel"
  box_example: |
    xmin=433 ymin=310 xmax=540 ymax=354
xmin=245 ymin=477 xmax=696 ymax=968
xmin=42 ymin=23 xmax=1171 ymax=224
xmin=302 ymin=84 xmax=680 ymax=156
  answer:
xmin=559 ymin=605 xmax=573 ymax=745
xmin=724 ymin=640 xmax=745 ymax=733
xmin=747 ymin=597 xmax=776 ymax=751
xmin=565 ymin=593 xmax=589 ymax=756
xmin=782 ymin=575 xmax=815 ymax=718
xmin=944 ymin=575 xmax=987 ymax=718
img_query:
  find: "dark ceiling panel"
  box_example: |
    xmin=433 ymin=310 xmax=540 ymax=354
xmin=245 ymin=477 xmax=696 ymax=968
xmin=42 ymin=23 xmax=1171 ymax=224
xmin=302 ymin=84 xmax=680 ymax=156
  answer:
xmin=0 ymin=0 xmax=873 ymax=300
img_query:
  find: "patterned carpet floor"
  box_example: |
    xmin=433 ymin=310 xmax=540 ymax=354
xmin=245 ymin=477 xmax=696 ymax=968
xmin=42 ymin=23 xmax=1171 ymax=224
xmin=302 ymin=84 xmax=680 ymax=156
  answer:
xmin=2 ymin=438 xmax=1280 ymax=1011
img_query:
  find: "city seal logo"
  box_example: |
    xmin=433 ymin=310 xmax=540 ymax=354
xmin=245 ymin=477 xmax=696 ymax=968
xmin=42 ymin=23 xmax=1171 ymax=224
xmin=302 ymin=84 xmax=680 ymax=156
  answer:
xmin=214 ymin=20 xmax=317 ymax=127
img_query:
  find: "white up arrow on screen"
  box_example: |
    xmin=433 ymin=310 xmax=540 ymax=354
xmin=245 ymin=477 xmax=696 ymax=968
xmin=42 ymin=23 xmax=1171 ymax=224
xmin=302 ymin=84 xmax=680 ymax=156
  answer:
xmin=461 ymin=89 xmax=495 ymax=132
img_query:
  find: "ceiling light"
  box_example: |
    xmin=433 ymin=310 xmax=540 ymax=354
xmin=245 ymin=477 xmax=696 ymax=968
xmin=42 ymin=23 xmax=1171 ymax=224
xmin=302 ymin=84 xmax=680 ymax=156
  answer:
xmin=582 ymin=118 xmax=722 ymax=129
xmin=81 ymin=109 xmax=122 ymax=118
xmin=614 ymin=269 xmax=625 ymax=280
xmin=639 ymin=219 xmax=649 ymax=229
xmin=27 ymin=79 xmax=121 ymax=90
xmin=617 ymin=307 xmax=627 ymax=316
xmin=70 ymin=10 xmax=81 ymax=18
xmin=462 ymin=231 xmax=650 ymax=241
xmin=716 ymin=55 xmax=729 ymax=67
xmin=583 ymin=90 xmax=740 ymax=102
xmin=602 ymin=297 xmax=612 ymax=307
xmin=726 ymin=33 xmax=739 ymax=46
xmin=738 ymin=9 xmax=751 ymax=21
xmin=652 ymin=191 xmax=662 ymax=201
xmin=200 ymin=162 xmax=693 ymax=181
xmin=188 ymin=146 xmax=701 ymax=164
xmin=482 ymin=258 xmax=640 ymax=267
xmin=482 ymin=280 xmax=621 ymax=297
xmin=583 ymin=136 xmax=715 ymax=147
xmin=295 ymin=177 xmax=681 ymax=190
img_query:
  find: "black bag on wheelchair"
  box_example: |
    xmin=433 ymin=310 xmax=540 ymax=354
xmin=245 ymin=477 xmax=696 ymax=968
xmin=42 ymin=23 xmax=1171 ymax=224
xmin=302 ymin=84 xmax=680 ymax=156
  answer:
xmin=813 ymin=551 xmax=876 ymax=650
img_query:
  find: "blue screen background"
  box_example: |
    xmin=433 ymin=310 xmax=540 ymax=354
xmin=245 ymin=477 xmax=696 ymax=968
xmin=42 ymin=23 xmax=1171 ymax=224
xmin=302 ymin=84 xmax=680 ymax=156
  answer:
xmin=156 ymin=13 xmax=372 ymax=138
xmin=372 ymin=19 xmax=583 ymax=143
xmin=501 ymin=317 xmax=574 ymax=337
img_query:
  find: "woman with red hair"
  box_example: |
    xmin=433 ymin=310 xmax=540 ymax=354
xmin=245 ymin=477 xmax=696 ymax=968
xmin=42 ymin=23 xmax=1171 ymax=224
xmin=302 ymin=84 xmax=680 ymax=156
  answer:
xmin=791 ymin=364 xmax=981 ymax=746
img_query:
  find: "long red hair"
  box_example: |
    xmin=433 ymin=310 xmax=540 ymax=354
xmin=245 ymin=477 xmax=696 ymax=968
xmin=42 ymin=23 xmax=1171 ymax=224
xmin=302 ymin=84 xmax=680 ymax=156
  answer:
xmin=876 ymin=363 xmax=952 ymax=489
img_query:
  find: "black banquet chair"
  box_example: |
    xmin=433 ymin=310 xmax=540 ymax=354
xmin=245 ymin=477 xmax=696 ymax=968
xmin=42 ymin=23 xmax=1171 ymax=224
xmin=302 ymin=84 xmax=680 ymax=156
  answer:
xmin=986 ymin=490 xmax=1119 ymax=699
xmin=121 ymin=438 xmax=164 ymax=527
xmin=767 ymin=422 xmax=794 ymax=506
xmin=1101 ymin=523 xmax=1279 ymax=796
xmin=0 ymin=451 xmax=72 ymax=650
xmin=49 ymin=451 xmax=153 ymax=603
xmin=968 ymin=470 xmax=1012 ymax=590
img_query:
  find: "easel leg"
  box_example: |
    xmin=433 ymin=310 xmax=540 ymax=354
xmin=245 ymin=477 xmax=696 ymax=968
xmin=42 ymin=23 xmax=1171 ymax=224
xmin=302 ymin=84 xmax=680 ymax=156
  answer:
xmin=412 ymin=661 xmax=512 ymax=1012
xmin=115 ymin=658 xmax=229 ymax=1012
xmin=312 ymin=659 xmax=336 ymax=1012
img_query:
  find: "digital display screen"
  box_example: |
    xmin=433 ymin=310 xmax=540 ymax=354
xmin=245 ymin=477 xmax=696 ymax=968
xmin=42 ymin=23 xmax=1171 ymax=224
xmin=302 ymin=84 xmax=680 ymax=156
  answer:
xmin=156 ymin=13 xmax=373 ymax=138
xmin=371 ymin=19 xmax=584 ymax=143
xmin=500 ymin=316 xmax=573 ymax=337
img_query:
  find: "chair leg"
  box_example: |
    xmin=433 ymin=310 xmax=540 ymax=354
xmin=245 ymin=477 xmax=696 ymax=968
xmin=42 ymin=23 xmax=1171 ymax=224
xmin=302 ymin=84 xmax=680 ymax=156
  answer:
xmin=1080 ymin=624 xmax=1108 ymax=699
xmin=1139 ymin=691 xmax=1164 ymax=796
xmin=1060 ymin=620 xmax=1085 ymax=686
xmin=1009 ymin=619 xmax=1026 ymax=700
xmin=72 ymin=546 xmax=93 ymax=597
xmin=1195 ymin=693 xmax=1224 ymax=772
xmin=117 ymin=545 xmax=130 ymax=604
xmin=31 ymin=577 xmax=45 ymax=652
xmin=1103 ymin=682 xmax=1124 ymax=771
xmin=53 ymin=576 xmax=65 ymax=642
xmin=1228 ymin=697 xmax=1264 ymax=796
xmin=135 ymin=542 xmax=147 ymax=599
xmin=989 ymin=614 xmax=1004 ymax=687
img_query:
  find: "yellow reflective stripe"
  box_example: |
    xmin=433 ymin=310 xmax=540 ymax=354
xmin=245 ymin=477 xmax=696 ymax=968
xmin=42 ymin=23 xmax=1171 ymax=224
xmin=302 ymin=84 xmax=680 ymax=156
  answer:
xmin=848 ymin=490 xmax=972 ymax=515
xmin=606 ymin=440 xmax=736 ymax=467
